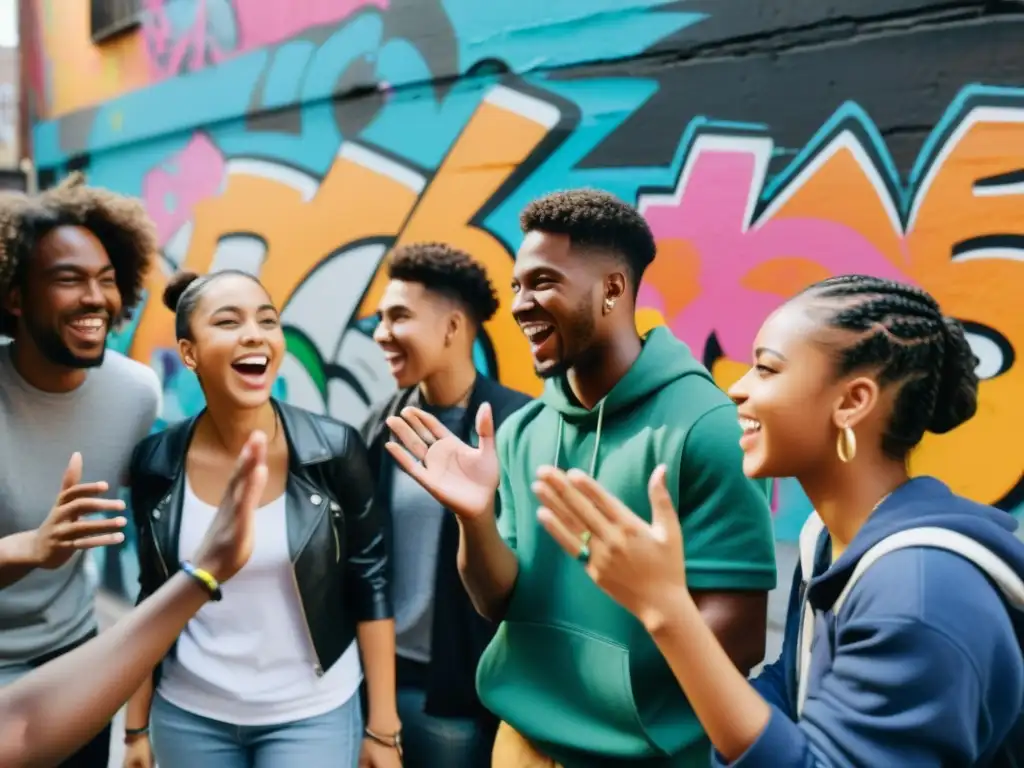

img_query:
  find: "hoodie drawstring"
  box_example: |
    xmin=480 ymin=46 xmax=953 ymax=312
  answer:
xmin=553 ymin=399 xmax=606 ymax=477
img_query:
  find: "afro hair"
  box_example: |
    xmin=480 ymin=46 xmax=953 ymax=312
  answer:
xmin=519 ymin=188 xmax=656 ymax=290
xmin=386 ymin=242 xmax=500 ymax=325
xmin=0 ymin=172 xmax=157 ymax=337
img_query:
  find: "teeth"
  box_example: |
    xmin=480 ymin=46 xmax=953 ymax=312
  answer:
xmin=521 ymin=323 xmax=552 ymax=341
xmin=235 ymin=354 xmax=268 ymax=366
xmin=70 ymin=318 xmax=104 ymax=330
xmin=739 ymin=417 xmax=761 ymax=432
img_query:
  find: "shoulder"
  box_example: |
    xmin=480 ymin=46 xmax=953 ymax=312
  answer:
xmin=846 ymin=547 xmax=1021 ymax=661
xmin=130 ymin=417 xmax=191 ymax=478
xmin=277 ymin=401 xmax=366 ymax=463
xmin=100 ymin=351 xmax=161 ymax=396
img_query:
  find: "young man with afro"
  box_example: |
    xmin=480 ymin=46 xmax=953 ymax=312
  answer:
xmin=362 ymin=242 xmax=531 ymax=767
xmin=0 ymin=173 xmax=162 ymax=766
xmin=385 ymin=190 xmax=778 ymax=766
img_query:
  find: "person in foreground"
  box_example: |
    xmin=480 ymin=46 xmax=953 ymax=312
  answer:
xmin=534 ymin=274 xmax=1024 ymax=766
xmin=0 ymin=172 xmax=162 ymax=766
xmin=386 ymin=190 xmax=777 ymax=766
xmin=123 ymin=271 xmax=400 ymax=768
xmin=0 ymin=427 xmax=268 ymax=768
xmin=363 ymin=243 xmax=530 ymax=766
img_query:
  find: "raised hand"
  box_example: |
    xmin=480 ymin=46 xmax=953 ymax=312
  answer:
xmin=385 ymin=403 xmax=499 ymax=520
xmin=533 ymin=464 xmax=689 ymax=630
xmin=33 ymin=453 xmax=129 ymax=569
xmin=192 ymin=430 xmax=269 ymax=584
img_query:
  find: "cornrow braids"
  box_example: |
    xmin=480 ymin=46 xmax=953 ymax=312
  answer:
xmin=801 ymin=274 xmax=979 ymax=459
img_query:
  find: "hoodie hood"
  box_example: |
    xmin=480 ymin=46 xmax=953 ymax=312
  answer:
xmin=811 ymin=477 xmax=1024 ymax=624
xmin=539 ymin=326 xmax=714 ymax=475
xmin=540 ymin=326 xmax=712 ymax=421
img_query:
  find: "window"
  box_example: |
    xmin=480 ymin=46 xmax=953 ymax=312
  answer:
xmin=90 ymin=0 xmax=142 ymax=44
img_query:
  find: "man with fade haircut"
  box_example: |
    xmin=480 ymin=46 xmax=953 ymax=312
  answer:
xmin=385 ymin=190 xmax=777 ymax=766
xmin=0 ymin=173 xmax=162 ymax=767
xmin=362 ymin=242 xmax=530 ymax=767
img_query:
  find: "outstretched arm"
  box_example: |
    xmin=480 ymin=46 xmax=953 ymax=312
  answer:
xmin=0 ymin=430 xmax=268 ymax=768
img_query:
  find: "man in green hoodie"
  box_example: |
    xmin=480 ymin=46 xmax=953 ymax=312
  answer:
xmin=384 ymin=189 xmax=777 ymax=766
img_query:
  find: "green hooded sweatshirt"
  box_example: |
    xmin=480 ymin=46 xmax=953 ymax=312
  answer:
xmin=476 ymin=327 xmax=777 ymax=767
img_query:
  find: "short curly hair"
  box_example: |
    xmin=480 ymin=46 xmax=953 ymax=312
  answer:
xmin=386 ymin=242 xmax=500 ymax=325
xmin=0 ymin=173 xmax=157 ymax=337
xmin=520 ymin=188 xmax=657 ymax=292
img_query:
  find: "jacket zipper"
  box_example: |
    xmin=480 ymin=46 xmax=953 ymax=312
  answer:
xmin=289 ymin=563 xmax=324 ymax=677
xmin=330 ymin=501 xmax=341 ymax=563
xmin=291 ymin=491 xmax=330 ymax=677
xmin=151 ymin=496 xmax=171 ymax=580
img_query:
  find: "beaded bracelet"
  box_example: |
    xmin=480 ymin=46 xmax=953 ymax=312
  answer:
xmin=181 ymin=561 xmax=223 ymax=601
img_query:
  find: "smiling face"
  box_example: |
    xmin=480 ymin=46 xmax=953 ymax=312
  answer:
xmin=179 ymin=274 xmax=285 ymax=410
xmin=373 ymin=279 xmax=459 ymax=388
xmin=5 ymin=225 xmax=122 ymax=368
xmin=511 ymin=231 xmax=605 ymax=379
xmin=727 ymin=300 xmax=857 ymax=479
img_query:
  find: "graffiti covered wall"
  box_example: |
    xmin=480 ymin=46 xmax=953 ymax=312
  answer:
xmin=25 ymin=0 xmax=1024 ymax=599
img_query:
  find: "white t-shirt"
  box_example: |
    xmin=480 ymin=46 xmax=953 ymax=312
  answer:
xmin=157 ymin=482 xmax=363 ymax=726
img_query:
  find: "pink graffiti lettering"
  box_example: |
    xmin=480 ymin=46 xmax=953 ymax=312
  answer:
xmin=141 ymin=133 xmax=226 ymax=247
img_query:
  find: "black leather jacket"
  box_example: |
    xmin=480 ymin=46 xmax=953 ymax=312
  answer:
xmin=130 ymin=399 xmax=392 ymax=679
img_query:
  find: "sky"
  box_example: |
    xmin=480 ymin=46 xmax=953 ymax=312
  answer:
xmin=0 ymin=0 xmax=17 ymax=48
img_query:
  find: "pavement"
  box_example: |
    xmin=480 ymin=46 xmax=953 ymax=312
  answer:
xmin=94 ymin=542 xmax=799 ymax=767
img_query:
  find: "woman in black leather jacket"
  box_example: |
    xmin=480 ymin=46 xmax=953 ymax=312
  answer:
xmin=122 ymin=270 xmax=402 ymax=768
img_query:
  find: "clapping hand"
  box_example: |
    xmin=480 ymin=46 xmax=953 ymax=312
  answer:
xmin=533 ymin=464 xmax=691 ymax=630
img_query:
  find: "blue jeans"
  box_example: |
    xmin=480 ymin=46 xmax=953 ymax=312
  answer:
xmin=397 ymin=686 xmax=493 ymax=768
xmin=151 ymin=692 xmax=363 ymax=768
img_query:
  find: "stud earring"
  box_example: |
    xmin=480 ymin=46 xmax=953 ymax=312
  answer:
xmin=836 ymin=425 xmax=857 ymax=463
xmin=604 ymin=298 xmax=615 ymax=314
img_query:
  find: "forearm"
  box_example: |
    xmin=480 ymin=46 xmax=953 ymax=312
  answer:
xmin=456 ymin=508 xmax=519 ymax=621
xmin=0 ymin=531 xmax=39 ymax=589
xmin=0 ymin=572 xmax=207 ymax=768
xmin=125 ymin=675 xmax=155 ymax=732
xmin=356 ymin=618 xmax=400 ymax=732
xmin=646 ymin=588 xmax=771 ymax=762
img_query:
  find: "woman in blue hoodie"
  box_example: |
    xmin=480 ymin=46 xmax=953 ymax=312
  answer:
xmin=532 ymin=274 xmax=1024 ymax=766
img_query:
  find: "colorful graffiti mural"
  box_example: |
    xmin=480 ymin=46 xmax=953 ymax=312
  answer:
xmin=24 ymin=0 xmax=1024 ymax=599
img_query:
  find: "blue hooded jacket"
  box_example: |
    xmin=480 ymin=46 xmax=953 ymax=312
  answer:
xmin=717 ymin=477 xmax=1024 ymax=766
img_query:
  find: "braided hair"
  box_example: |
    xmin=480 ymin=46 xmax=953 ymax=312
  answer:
xmin=800 ymin=275 xmax=979 ymax=460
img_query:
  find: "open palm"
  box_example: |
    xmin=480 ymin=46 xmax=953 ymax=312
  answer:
xmin=385 ymin=403 xmax=499 ymax=520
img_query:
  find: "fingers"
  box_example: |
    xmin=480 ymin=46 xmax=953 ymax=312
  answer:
xmin=385 ymin=415 xmax=430 ymax=462
xmin=225 ymin=431 xmax=267 ymax=504
xmin=54 ymin=516 xmax=128 ymax=542
xmin=56 ymin=497 xmax=127 ymax=521
xmin=60 ymin=452 xmax=83 ymax=492
xmin=402 ymin=407 xmax=452 ymax=443
xmin=566 ymin=470 xmax=643 ymax=531
xmin=647 ymin=465 xmax=677 ymax=530
xmin=384 ymin=441 xmax=440 ymax=495
xmin=56 ymin=482 xmax=110 ymax=507
xmin=476 ymin=402 xmax=494 ymax=440
xmin=537 ymin=506 xmax=589 ymax=561
xmin=63 ymin=532 xmax=127 ymax=550
xmin=532 ymin=466 xmax=603 ymax=539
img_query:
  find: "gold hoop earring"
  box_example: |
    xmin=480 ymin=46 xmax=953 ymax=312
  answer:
xmin=837 ymin=425 xmax=857 ymax=463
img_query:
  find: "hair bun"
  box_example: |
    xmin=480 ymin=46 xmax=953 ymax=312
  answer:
xmin=162 ymin=271 xmax=201 ymax=312
xmin=928 ymin=316 xmax=980 ymax=434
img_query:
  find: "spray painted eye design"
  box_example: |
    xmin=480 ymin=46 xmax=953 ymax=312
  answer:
xmin=962 ymin=321 xmax=1014 ymax=381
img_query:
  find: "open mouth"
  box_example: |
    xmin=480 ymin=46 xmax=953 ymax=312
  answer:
xmin=738 ymin=417 xmax=762 ymax=435
xmin=520 ymin=322 xmax=555 ymax=348
xmin=231 ymin=353 xmax=270 ymax=380
xmin=66 ymin=315 xmax=108 ymax=343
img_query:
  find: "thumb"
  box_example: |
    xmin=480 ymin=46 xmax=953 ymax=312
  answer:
xmin=647 ymin=465 xmax=676 ymax=531
xmin=476 ymin=402 xmax=495 ymax=449
xmin=61 ymin=452 xmax=83 ymax=492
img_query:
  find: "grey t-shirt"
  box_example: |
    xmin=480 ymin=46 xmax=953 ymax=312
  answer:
xmin=391 ymin=405 xmax=465 ymax=663
xmin=0 ymin=341 xmax=160 ymax=664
